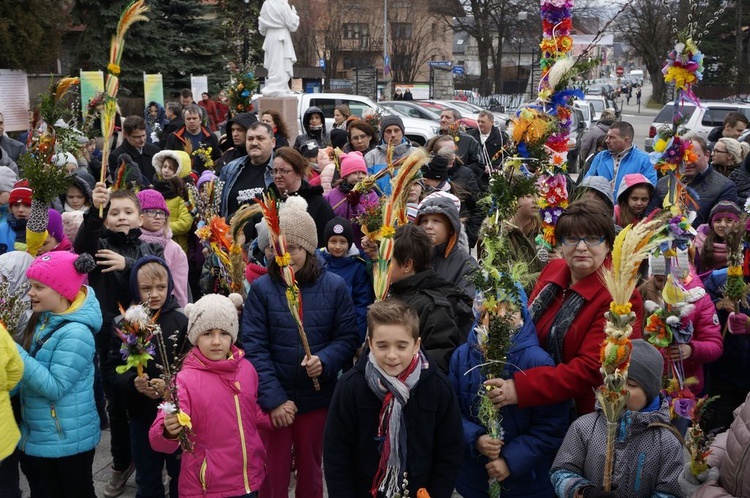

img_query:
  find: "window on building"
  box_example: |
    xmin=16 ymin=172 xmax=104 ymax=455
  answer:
xmin=391 ymin=23 xmax=412 ymax=40
xmin=343 ymin=23 xmax=369 ymax=40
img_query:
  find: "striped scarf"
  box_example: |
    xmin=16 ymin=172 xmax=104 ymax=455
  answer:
xmin=365 ymin=350 xmax=426 ymax=497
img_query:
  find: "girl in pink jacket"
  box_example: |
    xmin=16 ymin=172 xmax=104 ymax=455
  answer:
xmin=149 ymin=294 xmax=270 ymax=498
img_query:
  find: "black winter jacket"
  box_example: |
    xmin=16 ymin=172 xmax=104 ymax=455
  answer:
xmin=269 ymin=181 xmax=335 ymax=248
xmin=453 ymin=133 xmax=485 ymax=189
xmin=447 ymin=162 xmax=484 ymax=248
xmin=730 ymin=157 xmax=750 ymax=204
xmin=105 ymin=296 xmax=188 ymax=424
xmin=109 ymin=141 xmax=161 ymax=184
xmin=389 ymin=270 xmax=472 ymax=372
xmin=323 ymin=353 xmax=464 ymax=498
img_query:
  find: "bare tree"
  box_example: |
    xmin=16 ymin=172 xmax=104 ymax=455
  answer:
xmin=389 ymin=10 xmax=447 ymax=83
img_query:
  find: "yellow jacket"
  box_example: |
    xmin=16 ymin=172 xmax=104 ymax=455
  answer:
xmin=165 ymin=196 xmax=194 ymax=253
xmin=0 ymin=323 xmax=23 ymax=460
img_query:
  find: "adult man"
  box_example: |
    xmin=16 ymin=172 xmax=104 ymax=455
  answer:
xmin=215 ymin=112 xmax=258 ymax=173
xmin=584 ymin=121 xmax=656 ymax=193
xmin=468 ymin=110 xmax=506 ymax=174
xmin=707 ymin=111 xmax=749 ymax=144
xmin=651 ymin=137 xmax=739 ymax=226
xmin=108 ymin=115 xmax=160 ymax=183
xmin=0 ymin=112 xmax=26 ymax=161
xmin=439 ymin=109 xmax=485 ymax=187
xmin=365 ymin=115 xmax=414 ymax=196
xmin=159 ymin=102 xmax=184 ymax=148
xmin=259 ymin=0 xmax=299 ymax=96
xmin=164 ymin=104 xmax=220 ymax=173
xmin=219 ymin=122 xmax=276 ymax=218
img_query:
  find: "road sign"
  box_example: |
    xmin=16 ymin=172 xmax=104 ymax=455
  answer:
xmin=452 ymin=66 xmax=464 ymax=76
xmin=319 ymin=58 xmax=326 ymax=70
xmin=616 ymin=66 xmax=624 ymax=76
xmin=428 ymin=61 xmax=452 ymax=67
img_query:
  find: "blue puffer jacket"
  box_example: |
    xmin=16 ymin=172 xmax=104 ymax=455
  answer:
xmin=15 ymin=286 xmax=103 ymax=458
xmin=319 ymin=248 xmax=373 ymax=343
xmin=242 ymin=267 xmax=360 ymax=414
xmin=364 ymin=138 xmax=414 ymax=196
xmin=448 ymin=304 xmax=569 ymax=498
xmin=704 ymin=268 xmax=750 ymax=390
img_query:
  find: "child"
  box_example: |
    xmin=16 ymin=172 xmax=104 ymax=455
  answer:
xmin=0 ymin=165 xmax=18 ymax=223
xmin=151 ymin=150 xmax=194 ymax=253
xmin=550 ymin=339 xmax=684 ymax=498
xmin=150 ymin=293 xmax=269 ymax=498
xmin=1 ymin=323 xmax=23 ymax=461
xmin=449 ymin=295 xmax=569 ymax=498
xmin=415 ymin=192 xmax=478 ymax=301
xmin=324 ymin=151 xmax=378 ymax=250
xmin=693 ymin=200 xmax=741 ymax=277
xmin=389 ymin=223 xmax=472 ymax=372
xmin=60 ymin=176 xmax=93 ymax=214
xmin=320 ymin=217 xmax=373 ymax=342
xmin=323 ymin=299 xmax=464 ymax=497
xmin=108 ymin=256 xmax=187 ymax=498
xmin=242 ymin=197 xmax=360 ymax=498
xmin=36 ymin=209 xmax=73 ymax=255
xmin=73 ymin=184 xmax=163 ymax=497
xmin=14 ymin=251 xmax=103 ymax=497
xmin=137 ymin=189 xmax=190 ymax=307
xmin=614 ymin=173 xmax=653 ymax=227
xmin=0 ymin=180 xmax=32 ymax=254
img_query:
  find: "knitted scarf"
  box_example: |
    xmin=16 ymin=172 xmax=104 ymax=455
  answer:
xmin=338 ymin=179 xmax=355 ymax=194
xmin=139 ymin=225 xmax=172 ymax=248
xmin=529 ymin=283 xmax=586 ymax=364
xmin=365 ymin=349 xmax=426 ymax=497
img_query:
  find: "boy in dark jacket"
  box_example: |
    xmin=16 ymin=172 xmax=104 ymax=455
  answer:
xmin=389 ymin=223 xmax=472 ymax=372
xmin=448 ymin=289 xmax=569 ymax=498
xmin=320 ymin=217 xmax=374 ymax=343
xmin=324 ymin=299 xmax=464 ymax=498
xmin=106 ymin=256 xmax=188 ymax=498
xmin=74 ymin=184 xmax=163 ymax=497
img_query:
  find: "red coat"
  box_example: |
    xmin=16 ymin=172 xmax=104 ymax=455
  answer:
xmin=198 ymin=99 xmax=220 ymax=132
xmin=517 ymin=258 xmax=644 ymax=415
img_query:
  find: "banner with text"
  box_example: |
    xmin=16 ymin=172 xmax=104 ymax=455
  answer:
xmin=0 ymin=70 xmax=30 ymax=132
xmin=80 ymin=70 xmax=104 ymax=121
xmin=144 ymin=73 xmax=164 ymax=107
xmin=190 ymin=75 xmax=208 ymax=101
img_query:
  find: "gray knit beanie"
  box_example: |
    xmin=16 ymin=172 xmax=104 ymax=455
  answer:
xmin=0 ymin=165 xmax=17 ymax=193
xmin=628 ymin=339 xmax=664 ymax=404
xmin=379 ymin=115 xmax=405 ymax=135
xmin=184 ymin=293 xmax=243 ymax=344
xmin=280 ymin=196 xmax=317 ymax=254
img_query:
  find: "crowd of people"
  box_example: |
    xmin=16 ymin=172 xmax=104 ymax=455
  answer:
xmin=1 ymin=92 xmax=750 ymax=498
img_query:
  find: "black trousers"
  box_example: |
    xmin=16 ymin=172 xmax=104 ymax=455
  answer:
xmin=25 ymin=449 xmax=96 ymax=498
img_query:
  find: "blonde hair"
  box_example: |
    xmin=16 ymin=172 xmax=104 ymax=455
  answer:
xmin=136 ymin=261 xmax=169 ymax=284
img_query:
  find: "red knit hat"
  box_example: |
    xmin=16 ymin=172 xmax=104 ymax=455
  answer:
xmin=9 ymin=180 xmax=32 ymax=206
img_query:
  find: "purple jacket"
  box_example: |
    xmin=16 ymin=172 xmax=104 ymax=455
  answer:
xmin=149 ymin=346 xmax=271 ymax=497
xmin=324 ymin=187 xmax=378 ymax=249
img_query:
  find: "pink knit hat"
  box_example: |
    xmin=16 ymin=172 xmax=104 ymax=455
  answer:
xmin=339 ymin=151 xmax=367 ymax=179
xmin=136 ymin=189 xmax=170 ymax=216
xmin=26 ymin=252 xmax=96 ymax=301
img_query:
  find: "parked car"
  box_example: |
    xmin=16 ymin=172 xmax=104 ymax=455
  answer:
xmin=567 ymin=106 xmax=586 ymax=173
xmin=447 ymin=100 xmax=509 ymax=131
xmin=409 ymin=100 xmax=478 ymax=130
xmin=256 ymin=93 xmax=440 ymax=145
xmin=584 ymin=95 xmax=611 ymax=122
xmin=644 ymin=100 xmax=750 ymax=151
xmin=381 ymin=101 xmax=478 ymax=132
xmin=574 ymin=100 xmax=596 ymax=130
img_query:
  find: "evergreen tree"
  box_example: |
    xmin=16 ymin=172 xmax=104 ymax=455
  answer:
xmin=0 ymin=0 xmax=66 ymax=71
xmin=71 ymin=0 xmax=228 ymax=98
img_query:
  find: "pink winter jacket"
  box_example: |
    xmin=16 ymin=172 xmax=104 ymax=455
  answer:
xmin=139 ymin=226 xmax=189 ymax=308
xmin=663 ymin=274 xmax=723 ymax=395
xmin=149 ymin=345 xmax=271 ymax=498
xmin=694 ymin=392 xmax=750 ymax=498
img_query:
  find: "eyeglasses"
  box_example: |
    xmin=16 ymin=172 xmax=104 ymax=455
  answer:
xmin=560 ymin=236 xmax=606 ymax=247
xmin=712 ymin=149 xmax=728 ymax=154
xmin=350 ymin=134 xmax=368 ymax=142
xmin=273 ymin=168 xmax=295 ymax=176
xmin=143 ymin=209 xmax=168 ymax=219
xmin=286 ymin=244 xmax=303 ymax=255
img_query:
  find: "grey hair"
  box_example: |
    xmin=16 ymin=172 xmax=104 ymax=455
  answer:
xmin=182 ymin=103 xmax=202 ymax=118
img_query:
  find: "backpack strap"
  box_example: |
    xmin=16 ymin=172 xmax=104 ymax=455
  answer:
xmin=31 ymin=321 xmax=72 ymax=358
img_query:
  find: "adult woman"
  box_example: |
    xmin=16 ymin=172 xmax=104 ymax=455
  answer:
xmin=332 ymin=104 xmax=351 ymax=129
xmin=270 ymin=147 xmax=335 ymax=246
xmin=261 ymin=109 xmax=290 ymax=150
xmin=345 ymin=121 xmax=377 ymax=154
xmin=487 ymin=199 xmax=644 ymax=417
xmin=711 ymin=137 xmax=748 ymax=177
xmin=197 ymin=92 xmax=220 ymax=132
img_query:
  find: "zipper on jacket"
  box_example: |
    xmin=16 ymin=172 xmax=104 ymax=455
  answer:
xmin=634 ymin=452 xmax=645 ymax=492
xmin=200 ymin=457 xmax=208 ymax=491
xmin=234 ymin=393 xmax=251 ymax=494
xmin=734 ymin=439 xmax=750 ymax=493
xmin=50 ymin=403 xmax=64 ymax=437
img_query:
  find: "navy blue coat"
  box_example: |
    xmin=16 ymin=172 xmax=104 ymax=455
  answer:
xmin=448 ymin=306 xmax=569 ymax=498
xmin=704 ymin=268 xmax=750 ymax=390
xmin=320 ymin=250 xmax=373 ymax=343
xmin=242 ymin=267 xmax=360 ymax=414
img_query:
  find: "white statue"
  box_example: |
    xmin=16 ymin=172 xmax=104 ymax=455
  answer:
xmin=258 ymin=0 xmax=299 ymax=96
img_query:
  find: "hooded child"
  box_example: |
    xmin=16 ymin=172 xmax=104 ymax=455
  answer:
xmin=0 ymin=180 xmax=31 ymax=254
xmin=151 ymin=150 xmax=195 ymax=253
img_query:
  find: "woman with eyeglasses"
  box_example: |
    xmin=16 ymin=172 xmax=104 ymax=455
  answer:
xmin=344 ymin=121 xmax=377 ymax=155
xmin=269 ymin=147 xmax=335 ymax=247
xmin=485 ymin=199 xmax=645 ymax=418
xmin=711 ymin=137 xmax=748 ymax=177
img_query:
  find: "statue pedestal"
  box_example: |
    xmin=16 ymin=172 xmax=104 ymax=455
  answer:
xmin=258 ymin=97 xmax=300 ymax=144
